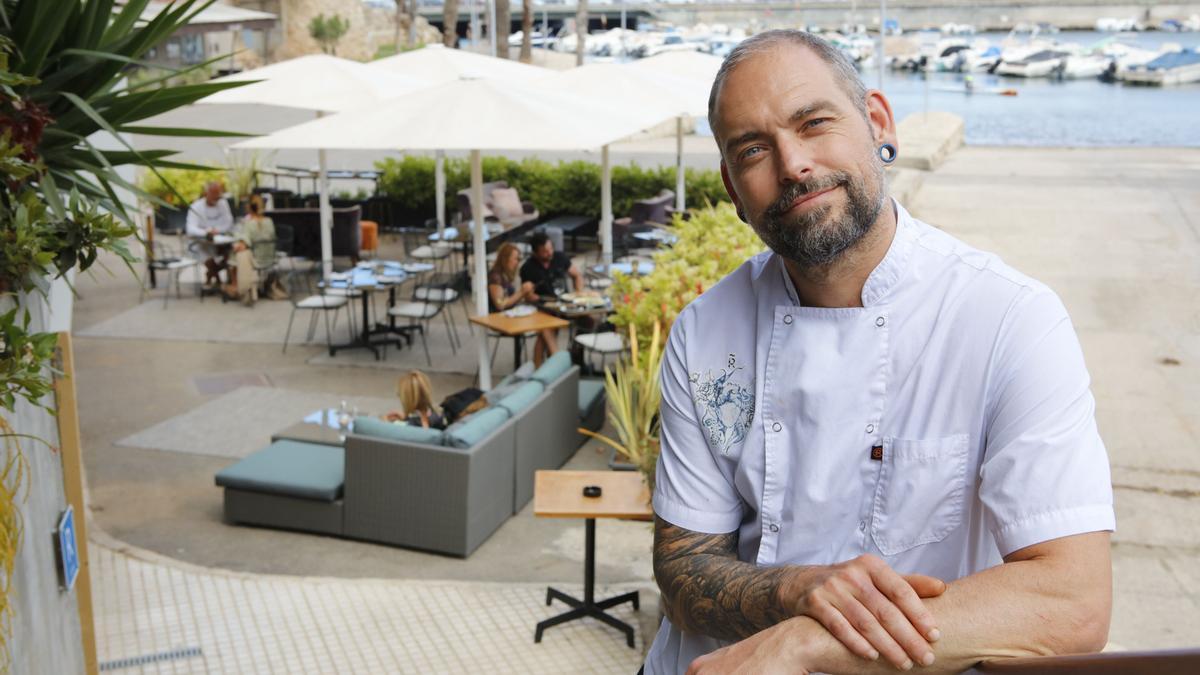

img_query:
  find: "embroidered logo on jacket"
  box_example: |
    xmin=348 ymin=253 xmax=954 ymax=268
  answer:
xmin=691 ymin=354 xmax=756 ymax=455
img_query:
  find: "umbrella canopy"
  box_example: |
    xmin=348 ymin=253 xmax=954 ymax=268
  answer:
xmin=234 ymin=77 xmax=675 ymax=388
xmin=232 ymin=77 xmax=671 ymax=152
xmin=370 ymin=44 xmax=550 ymax=85
xmin=200 ymin=54 xmax=429 ymax=112
xmin=628 ymin=50 xmax=724 ymax=86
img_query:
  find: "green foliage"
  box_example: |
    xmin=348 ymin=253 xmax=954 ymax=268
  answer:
xmin=610 ymin=201 xmax=765 ymax=351
xmin=309 ymin=13 xmax=351 ymax=55
xmin=0 ymin=309 xmax=58 ymax=412
xmin=136 ymin=164 xmax=222 ymax=207
xmin=376 ymin=154 xmax=731 ymax=221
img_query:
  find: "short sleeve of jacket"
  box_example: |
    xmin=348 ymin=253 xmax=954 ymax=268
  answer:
xmin=980 ymin=287 xmax=1115 ymax=557
xmin=653 ymin=309 xmax=743 ymax=533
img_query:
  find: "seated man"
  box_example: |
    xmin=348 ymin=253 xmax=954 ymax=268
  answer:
xmin=185 ymin=180 xmax=235 ymax=287
xmin=646 ymin=30 xmax=1114 ymax=675
xmin=520 ymin=231 xmax=587 ymax=364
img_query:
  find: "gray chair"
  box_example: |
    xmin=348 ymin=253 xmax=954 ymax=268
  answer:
xmin=142 ymin=236 xmax=199 ymax=308
xmin=281 ymin=272 xmax=350 ymax=354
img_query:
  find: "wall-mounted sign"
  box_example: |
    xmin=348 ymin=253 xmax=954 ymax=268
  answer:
xmin=56 ymin=505 xmax=80 ymax=592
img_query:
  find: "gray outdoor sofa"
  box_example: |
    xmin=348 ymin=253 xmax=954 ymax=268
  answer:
xmin=215 ymin=352 xmax=607 ymax=557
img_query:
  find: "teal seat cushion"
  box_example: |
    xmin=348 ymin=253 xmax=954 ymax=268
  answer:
xmin=530 ymin=351 xmax=572 ymax=385
xmin=444 ymin=407 xmax=510 ymax=449
xmin=353 ymin=416 xmax=443 ymax=445
xmin=215 ymin=440 xmax=344 ymax=502
xmin=497 ymin=381 xmax=544 ymax=416
xmin=578 ymin=379 xmax=606 ymax=418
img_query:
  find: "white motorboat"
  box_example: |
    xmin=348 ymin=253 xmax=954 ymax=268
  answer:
xmin=962 ymin=46 xmax=1003 ymax=72
xmin=1053 ymin=53 xmax=1112 ymax=79
xmin=1121 ymin=49 xmax=1200 ymax=85
xmin=1095 ymin=17 xmax=1144 ymax=32
xmin=995 ymin=49 xmax=1072 ymax=77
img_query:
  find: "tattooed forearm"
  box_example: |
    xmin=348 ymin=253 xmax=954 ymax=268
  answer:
xmin=653 ymin=516 xmax=796 ymax=642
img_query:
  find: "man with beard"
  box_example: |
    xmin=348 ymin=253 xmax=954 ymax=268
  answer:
xmin=643 ymin=31 xmax=1115 ymax=674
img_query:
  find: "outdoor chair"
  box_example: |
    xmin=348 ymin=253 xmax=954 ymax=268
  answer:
xmin=142 ymin=236 xmax=199 ymax=308
xmin=386 ymin=270 xmax=459 ymax=366
xmin=281 ymin=271 xmax=350 ymax=355
xmin=573 ymin=329 xmax=624 ymax=374
xmin=402 ymin=226 xmax=454 ymax=274
xmin=614 ymin=189 xmax=675 ymax=259
xmin=455 ymin=181 xmax=538 ymax=228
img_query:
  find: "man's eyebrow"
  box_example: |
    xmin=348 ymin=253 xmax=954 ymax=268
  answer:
xmin=723 ymin=100 xmax=843 ymax=155
xmin=789 ymin=100 xmax=838 ymax=123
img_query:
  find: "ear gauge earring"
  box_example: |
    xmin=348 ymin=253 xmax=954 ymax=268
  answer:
xmin=878 ymin=143 xmax=898 ymax=164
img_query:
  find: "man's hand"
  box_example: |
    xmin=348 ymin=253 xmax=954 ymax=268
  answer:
xmin=687 ymin=618 xmax=817 ymax=675
xmin=785 ymin=554 xmax=944 ymax=670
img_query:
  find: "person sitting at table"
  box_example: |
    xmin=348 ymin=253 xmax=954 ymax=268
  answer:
xmin=384 ymin=371 xmax=446 ymax=430
xmin=185 ymin=180 xmax=235 ymax=288
xmin=223 ymin=195 xmax=276 ymax=305
xmin=520 ymin=232 xmax=586 ymax=365
xmin=489 ymin=242 xmax=538 ymax=313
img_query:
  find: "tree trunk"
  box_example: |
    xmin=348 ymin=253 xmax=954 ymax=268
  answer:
xmin=394 ymin=0 xmax=403 ymax=51
xmin=408 ymin=0 xmax=419 ymax=47
xmin=443 ymin=0 xmax=460 ymax=47
xmin=519 ymin=0 xmax=533 ymax=63
xmin=575 ymin=0 xmax=587 ymax=66
xmin=495 ymin=0 xmax=511 ymax=59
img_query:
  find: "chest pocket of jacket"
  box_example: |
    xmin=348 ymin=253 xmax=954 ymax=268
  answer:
xmin=870 ymin=435 xmax=969 ymax=556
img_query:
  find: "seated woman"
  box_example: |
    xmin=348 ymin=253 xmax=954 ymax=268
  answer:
xmin=223 ymin=195 xmax=275 ymax=305
xmin=385 ymin=370 xmax=446 ymax=430
xmin=490 ymin=241 xmax=562 ymax=366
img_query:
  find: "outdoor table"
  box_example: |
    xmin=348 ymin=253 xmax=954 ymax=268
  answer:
xmin=591 ymin=261 xmax=656 ymax=277
xmin=468 ymin=309 xmax=569 ymax=368
xmin=538 ymin=296 xmax=612 ymax=340
xmin=271 ymin=418 xmax=348 ymax=446
xmin=533 ymin=470 xmax=652 ymax=648
xmin=322 ymin=265 xmax=413 ymax=360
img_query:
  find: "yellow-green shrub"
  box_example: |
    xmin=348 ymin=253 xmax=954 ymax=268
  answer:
xmin=138 ymin=166 xmax=223 ymax=207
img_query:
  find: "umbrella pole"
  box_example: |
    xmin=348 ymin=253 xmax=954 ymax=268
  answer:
xmin=601 ymin=144 xmax=612 ymax=268
xmin=675 ymin=115 xmax=685 ymax=214
xmin=471 ymin=150 xmax=492 ymax=390
xmin=435 ymin=150 xmax=447 ymax=237
xmin=318 ymin=148 xmax=333 ymax=281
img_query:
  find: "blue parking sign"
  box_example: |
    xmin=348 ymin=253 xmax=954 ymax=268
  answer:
xmin=57 ymin=505 xmax=80 ymax=592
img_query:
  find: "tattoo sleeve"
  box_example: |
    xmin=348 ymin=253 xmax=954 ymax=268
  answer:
xmin=653 ymin=516 xmax=796 ymax=642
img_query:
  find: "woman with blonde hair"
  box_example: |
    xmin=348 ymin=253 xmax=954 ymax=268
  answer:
xmin=223 ymin=194 xmax=275 ymax=305
xmin=489 ymin=241 xmax=560 ymax=365
xmin=386 ymin=370 xmax=445 ymax=429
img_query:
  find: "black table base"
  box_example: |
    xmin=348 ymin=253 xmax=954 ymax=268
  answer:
xmin=534 ymin=518 xmax=640 ymax=648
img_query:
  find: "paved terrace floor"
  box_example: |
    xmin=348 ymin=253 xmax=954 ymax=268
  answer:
xmin=72 ymin=145 xmax=1200 ymax=672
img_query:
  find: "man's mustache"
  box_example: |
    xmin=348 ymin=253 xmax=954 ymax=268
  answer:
xmin=765 ymin=172 xmax=850 ymax=219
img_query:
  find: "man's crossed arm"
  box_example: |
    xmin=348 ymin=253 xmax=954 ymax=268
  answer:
xmin=654 ymin=517 xmax=1112 ymax=674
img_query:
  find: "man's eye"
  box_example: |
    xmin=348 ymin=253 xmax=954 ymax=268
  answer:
xmin=804 ymin=118 xmax=831 ymax=130
xmin=739 ymin=146 xmax=763 ymax=161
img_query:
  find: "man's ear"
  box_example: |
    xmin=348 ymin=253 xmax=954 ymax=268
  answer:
xmin=864 ymin=89 xmax=898 ymax=151
xmin=720 ymin=161 xmax=748 ymax=223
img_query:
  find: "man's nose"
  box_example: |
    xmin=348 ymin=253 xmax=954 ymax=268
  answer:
xmin=774 ymin=135 xmax=816 ymax=185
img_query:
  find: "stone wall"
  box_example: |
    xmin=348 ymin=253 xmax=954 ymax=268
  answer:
xmin=237 ymin=0 xmax=442 ymax=62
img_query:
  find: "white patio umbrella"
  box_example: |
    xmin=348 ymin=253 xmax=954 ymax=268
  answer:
xmin=549 ymin=62 xmax=712 ymax=217
xmin=233 ymin=77 xmax=675 ymax=388
xmin=370 ymin=44 xmax=551 ymax=236
xmin=200 ymin=55 xmax=430 ymax=279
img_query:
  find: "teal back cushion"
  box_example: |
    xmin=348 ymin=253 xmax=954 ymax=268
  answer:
xmin=530 ymin=351 xmax=572 ymax=385
xmin=578 ymin=379 xmax=606 ymax=417
xmin=497 ymin=381 xmax=544 ymax=416
xmin=353 ymin=416 xmax=444 ymax=445
xmin=443 ymin=407 xmax=510 ymax=449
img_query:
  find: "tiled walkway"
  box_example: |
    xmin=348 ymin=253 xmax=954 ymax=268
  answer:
xmin=91 ymin=532 xmax=652 ymax=674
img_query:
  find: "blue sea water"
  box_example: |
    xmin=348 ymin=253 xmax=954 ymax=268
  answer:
xmin=705 ymin=31 xmax=1200 ymax=147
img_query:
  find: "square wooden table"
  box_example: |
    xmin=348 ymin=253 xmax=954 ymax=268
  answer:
xmin=469 ymin=310 xmax=569 ymax=368
xmin=533 ymin=470 xmax=652 ymax=648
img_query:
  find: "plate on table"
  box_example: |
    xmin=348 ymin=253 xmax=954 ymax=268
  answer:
xmin=574 ymin=296 xmax=608 ymax=308
xmin=504 ymin=305 xmax=536 ymax=318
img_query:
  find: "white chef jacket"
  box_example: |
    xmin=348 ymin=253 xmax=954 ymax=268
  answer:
xmin=644 ymin=201 xmax=1115 ymax=674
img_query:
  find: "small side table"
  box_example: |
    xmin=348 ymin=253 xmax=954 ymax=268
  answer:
xmin=533 ymin=470 xmax=653 ymax=648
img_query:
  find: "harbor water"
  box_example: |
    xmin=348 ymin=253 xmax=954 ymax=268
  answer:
xmin=701 ymin=31 xmax=1200 ymax=147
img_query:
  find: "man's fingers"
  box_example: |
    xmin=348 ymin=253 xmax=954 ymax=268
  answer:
xmin=903 ymin=574 xmax=948 ymax=601
xmin=874 ymin=567 xmax=942 ymax=644
xmin=833 ymin=594 xmax=911 ymax=669
xmin=861 ymin=585 xmax=936 ymax=668
xmin=810 ymin=600 xmax=879 ymax=661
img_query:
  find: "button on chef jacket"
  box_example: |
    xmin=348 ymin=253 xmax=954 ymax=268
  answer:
xmin=643 ymin=201 xmax=1115 ymax=674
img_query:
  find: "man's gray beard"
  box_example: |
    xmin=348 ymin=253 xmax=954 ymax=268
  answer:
xmin=754 ymin=168 xmax=885 ymax=270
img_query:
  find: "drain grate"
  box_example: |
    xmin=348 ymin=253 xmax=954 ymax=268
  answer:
xmin=99 ymin=646 xmax=202 ymax=671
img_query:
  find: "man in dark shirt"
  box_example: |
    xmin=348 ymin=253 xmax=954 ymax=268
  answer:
xmin=520 ymin=231 xmax=584 ymax=297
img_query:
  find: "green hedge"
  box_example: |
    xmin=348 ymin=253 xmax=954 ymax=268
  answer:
xmin=375 ymin=155 xmax=730 ymax=221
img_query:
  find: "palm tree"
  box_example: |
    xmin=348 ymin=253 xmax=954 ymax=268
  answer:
xmin=575 ymin=0 xmax=587 ymax=66
xmin=443 ymin=0 xmax=460 ymax=47
xmin=520 ymin=0 xmax=534 ymax=63
xmin=495 ymin=0 xmax=511 ymax=59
